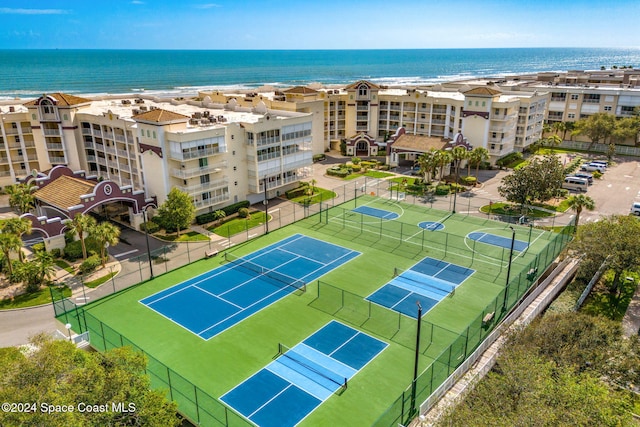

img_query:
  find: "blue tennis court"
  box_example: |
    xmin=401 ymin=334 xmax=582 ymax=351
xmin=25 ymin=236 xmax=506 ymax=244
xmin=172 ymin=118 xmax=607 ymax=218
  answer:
xmin=221 ymin=320 xmax=387 ymax=427
xmin=140 ymin=234 xmax=360 ymax=340
xmin=352 ymin=205 xmax=399 ymax=219
xmin=367 ymin=257 xmax=474 ymax=318
xmin=468 ymin=231 xmax=528 ymax=251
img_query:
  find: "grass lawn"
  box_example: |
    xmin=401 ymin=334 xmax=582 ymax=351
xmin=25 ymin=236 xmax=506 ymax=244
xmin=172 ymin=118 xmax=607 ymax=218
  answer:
xmin=85 ymin=271 xmax=117 ymax=288
xmin=0 ymin=285 xmax=71 ymax=309
xmin=344 ymin=170 xmax=395 ymax=180
xmin=209 ymin=211 xmax=269 ymax=237
xmin=479 ymin=202 xmax=555 ymax=218
xmin=60 ymin=195 xmax=568 ymax=426
xmin=154 ymin=230 xmax=210 ymax=242
xmin=289 ymin=188 xmax=336 ymax=205
xmin=55 ymin=259 xmax=75 ymax=275
xmin=581 ymin=272 xmax=639 ymax=321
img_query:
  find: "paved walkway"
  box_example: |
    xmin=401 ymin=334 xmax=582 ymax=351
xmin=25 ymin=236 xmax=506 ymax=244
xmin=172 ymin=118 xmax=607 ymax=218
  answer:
xmin=621 ymin=281 xmax=640 ymax=337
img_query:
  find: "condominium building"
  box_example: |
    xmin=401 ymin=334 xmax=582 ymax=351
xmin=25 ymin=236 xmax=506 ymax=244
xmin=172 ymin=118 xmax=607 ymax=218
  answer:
xmin=201 ymin=81 xmax=548 ymax=163
xmin=0 ymin=94 xmax=315 ymax=217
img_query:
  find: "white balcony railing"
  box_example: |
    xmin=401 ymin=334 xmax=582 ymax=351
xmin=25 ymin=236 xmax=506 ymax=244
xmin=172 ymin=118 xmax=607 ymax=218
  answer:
xmin=170 ymin=161 xmax=227 ymax=179
xmin=177 ymin=178 xmax=229 ymax=195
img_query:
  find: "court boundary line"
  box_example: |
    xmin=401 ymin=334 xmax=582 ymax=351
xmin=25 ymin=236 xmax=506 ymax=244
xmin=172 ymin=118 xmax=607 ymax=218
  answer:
xmin=325 ymin=215 xmax=507 ymax=269
xmin=193 ymin=285 xmax=244 ymax=310
xmin=297 ymin=342 xmax=357 ymax=374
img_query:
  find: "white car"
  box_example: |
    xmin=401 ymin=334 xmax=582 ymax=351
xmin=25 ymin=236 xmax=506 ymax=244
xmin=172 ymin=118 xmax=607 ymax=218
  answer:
xmin=632 ymin=202 xmax=640 ymax=215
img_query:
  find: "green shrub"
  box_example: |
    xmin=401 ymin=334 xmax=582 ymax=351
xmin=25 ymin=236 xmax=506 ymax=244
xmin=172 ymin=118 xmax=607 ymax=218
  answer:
xmin=196 ymin=200 xmax=250 ymax=224
xmin=592 ymin=170 xmax=603 ymax=179
xmin=351 ymin=157 xmax=361 ymax=165
xmin=31 ymin=242 xmax=45 ymax=253
xmin=326 ymin=168 xmax=351 ymax=178
xmin=496 ymin=152 xmax=523 ymax=167
xmin=63 ymin=241 xmax=83 ymax=261
xmin=462 ymin=176 xmax=477 ymax=185
xmin=50 ymin=248 xmax=62 ymax=259
xmin=285 ymin=186 xmax=309 ymax=199
xmin=450 ymin=183 xmax=465 ymax=193
xmin=237 ymin=208 xmax=250 ymax=218
xmin=361 ymin=160 xmax=377 ymax=168
xmin=351 ymin=164 xmax=362 ymax=172
xmin=312 ymin=154 xmax=326 ymax=162
xmin=140 ymin=219 xmax=160 ymax=234
xmin=436 ymin=184 xmax=451 ymax=195
xmin=79 ymin=255 xmax=101 ymax=275
xmin=64 ymin=230 xmax=76 ymax=244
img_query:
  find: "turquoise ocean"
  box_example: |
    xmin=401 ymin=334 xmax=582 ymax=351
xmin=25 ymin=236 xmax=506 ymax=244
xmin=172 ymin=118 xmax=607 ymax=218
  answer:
xmin=1 ymin=48 xmax=640 ymax=100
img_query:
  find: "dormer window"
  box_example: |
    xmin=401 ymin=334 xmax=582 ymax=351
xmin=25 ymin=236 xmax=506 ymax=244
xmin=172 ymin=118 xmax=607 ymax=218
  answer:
xmin=41 ymin=100 xmax=54 ymax=114
xmin=358 ymin=84 xmax=368 ymax=97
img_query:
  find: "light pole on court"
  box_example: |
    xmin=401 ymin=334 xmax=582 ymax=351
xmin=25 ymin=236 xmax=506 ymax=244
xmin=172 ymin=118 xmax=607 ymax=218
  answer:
xmin=502 ymin=226 xmax=516 ymax=313
xmin=409 ymin=301 xmax=422 ymax=421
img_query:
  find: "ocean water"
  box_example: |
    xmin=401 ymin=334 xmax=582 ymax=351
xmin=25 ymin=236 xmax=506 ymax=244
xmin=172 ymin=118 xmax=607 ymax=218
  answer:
xmin=1 ymin=48 xmax=639 ymax=99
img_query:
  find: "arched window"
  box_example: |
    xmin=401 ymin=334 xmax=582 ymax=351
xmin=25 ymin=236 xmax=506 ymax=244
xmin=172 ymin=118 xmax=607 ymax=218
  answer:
xmin=41 ymin=99 xmax=54 ymax=114
xmin=358 ymin=84 xmax=368 ymax=97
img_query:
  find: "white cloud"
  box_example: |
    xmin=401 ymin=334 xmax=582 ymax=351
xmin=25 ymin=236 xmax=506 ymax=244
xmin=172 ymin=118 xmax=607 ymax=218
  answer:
xmin=0 ymin=8 xmax=68 ymax=15
xmin=131 ymin=1 xmax=145 ymax=4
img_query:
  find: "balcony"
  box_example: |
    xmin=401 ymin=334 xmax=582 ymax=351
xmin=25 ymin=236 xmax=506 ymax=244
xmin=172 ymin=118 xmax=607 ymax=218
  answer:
xmin=356 ymin=125 xmax=368 ymax=131
xmin=170 ymin=146 xmax=223 ymax=161
xmin=117 ymin=149 xmax=129 ymax=157
xmin=4 ymin=128 xmax=19 ymax=135
xmin=114 ymin=133 xmax=126 ymax=143
xmin=81 ymin=128 xmax=92 ymax=136
xmin=356 ymin=105 xmax=369 ymax=111
xmin=491 ymin=113 xmax=517 ymax=121
xmin=49 ymin=156 xmax=67 ymax=164
xmin=0 ymin=157 xmax=8 ymax=164
xmin=177 ymin=178 xmax=229 ymax=195
xmin=86 ymin=155 xmax=96 ymax=162
xmin=193 ymin=193 xmax=231 ymax=209
xmin=43 ymin=128 xmax=60 ymax=136
xmin=170 ymin=161 xmax=227 ymax=179
xmin=0 ymin=170 xmax=11 ymax=177
xmin=46 ymin=143 xmax=64 ymax=151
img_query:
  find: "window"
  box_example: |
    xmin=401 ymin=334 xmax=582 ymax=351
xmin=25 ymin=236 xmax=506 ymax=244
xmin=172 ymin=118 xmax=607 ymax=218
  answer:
xmin=568 ymin=113 xmax=576 ymax=119
xmin=358 ymin=85 xmax=368 ymax=97
xmin=482 ymin=101 xmax=486 ymax=107
xmin=199 ymin=158 xmax=208 ymax=168
xmin=570 ymin=94 xmax=579 ymax=100
xmin=604 ymin=106 xmax=612 ymax=111
xmin=152 ymin=131 xmax=156 ymax=139
xmin=200 ymin=174 xmax=210 ymax=185
xmin=233 ymin=166 xmax=237 ymax=171
xmin=475 ymin=101 xmax=479 ymax=107
xmin=63 ymin=114 xmax=69 ymax=121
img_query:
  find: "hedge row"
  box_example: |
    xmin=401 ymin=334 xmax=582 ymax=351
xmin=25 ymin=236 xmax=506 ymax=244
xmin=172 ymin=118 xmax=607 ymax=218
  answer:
xmin=285 ymin=183 xmax=310 ymax=199
xmin=326 ymin=168 xmax=351 ymax=178
xmin=195 ymin=200 xmax=250 ymax=224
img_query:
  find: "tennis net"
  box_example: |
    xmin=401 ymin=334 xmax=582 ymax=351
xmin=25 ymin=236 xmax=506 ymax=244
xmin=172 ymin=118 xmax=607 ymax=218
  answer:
xmin=393 ymin=268 xmax=455 ymax=297
xmin=277 ymin=343 xmax=347 ymax=393
xmin=224 ymin=252 xmax=306 ymax=292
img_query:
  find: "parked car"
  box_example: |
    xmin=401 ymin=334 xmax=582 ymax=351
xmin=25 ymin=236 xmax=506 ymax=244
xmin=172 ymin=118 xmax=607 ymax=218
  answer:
xmin=571 ymin=172 xmax=594 ymax=184
xmin=590 ymin=160 xmax=608 ymax=167
xmin=562 ymin=176 xmax=589 ymax=192
xmin=580 ymin=163 xmax=606 ymax=173
xmin=631 ymin=202 xmax=640 ymax=215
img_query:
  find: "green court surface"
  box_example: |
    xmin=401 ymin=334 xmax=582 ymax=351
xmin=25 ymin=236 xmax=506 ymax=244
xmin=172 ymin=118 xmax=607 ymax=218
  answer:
xmin=59 ymin=194 xmax=571 ymax=427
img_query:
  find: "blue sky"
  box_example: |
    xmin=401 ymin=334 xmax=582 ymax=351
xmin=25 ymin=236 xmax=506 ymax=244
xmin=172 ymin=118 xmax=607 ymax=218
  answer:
xmin=0 ymin=0 xmax=639 ymax=49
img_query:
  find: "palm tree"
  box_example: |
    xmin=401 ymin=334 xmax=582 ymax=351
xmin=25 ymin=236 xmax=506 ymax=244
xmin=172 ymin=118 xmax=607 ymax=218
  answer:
xmin=1 ymin=217 xmax=32 ymax=262
xmin=212 ymin=210 xmax=226 ymax=227
xmin=0 ymin=233 xmax=22 ymax=278
xmin=552 ymin=121 xmax=566 ymax=139
xmin=6 ymin=183 xmax=35 ymax=214
xmin=309 ymin=178 xmax=317 ymax=195
xmin=416 ymin=150 xmax=438 ymax=184
xmin=567 ymin=194 xmax=595 ymax=233
xmin=435 ymin=150 xmax=452 ymax=182
xmin=451 ymin=146 xmax=468 ymax=184
xmin=33 ymin=250 xmax=55 ymax=285
xmin=469 ymin=147 xmax=490 ymax=179
xmin=92 ymin=222 xmax=120 ymax=267
xmin=68 ymin=214 xmax=97 ymax=261
xmin=545 ymin=134 xmax=562 ymax=154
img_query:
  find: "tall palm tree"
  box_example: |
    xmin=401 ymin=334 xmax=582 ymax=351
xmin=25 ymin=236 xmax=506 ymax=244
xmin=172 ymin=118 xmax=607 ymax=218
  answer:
xmin=469 ymin=147 xmax=490 ymax=179
xmin=416 ymin=150 xmax=438 ymax=184
xmin=567 ymin=194 xmax=595 ymax=233
xmin=0 ymin=233 xmax=22 ymax=277
xmin=435 ymin=150 xmax=452 ymax=182
xmin=212 ymin=210 xmax=226 ymax=227
xmin=1 ymin=217 xmax=32 ymax=262
xmin=68 ymin=214 xmax=97 ymax=261
xmin=33 ymin=250 xmax=55 ymax=285
xmin=451 ymin=146 xmax=468 ymax=184
xmin=6 ymin=183 xmax=35 ymax=214
xmin=552 ymin=121 xmax=566 ymax=139
xmin=92 ymin=222 xmax=120 ymax=267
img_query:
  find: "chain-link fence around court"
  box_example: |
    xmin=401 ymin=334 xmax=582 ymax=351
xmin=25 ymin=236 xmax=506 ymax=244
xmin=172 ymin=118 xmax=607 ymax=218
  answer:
xmin=52 ymin=175 xmax=574 ymax=427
